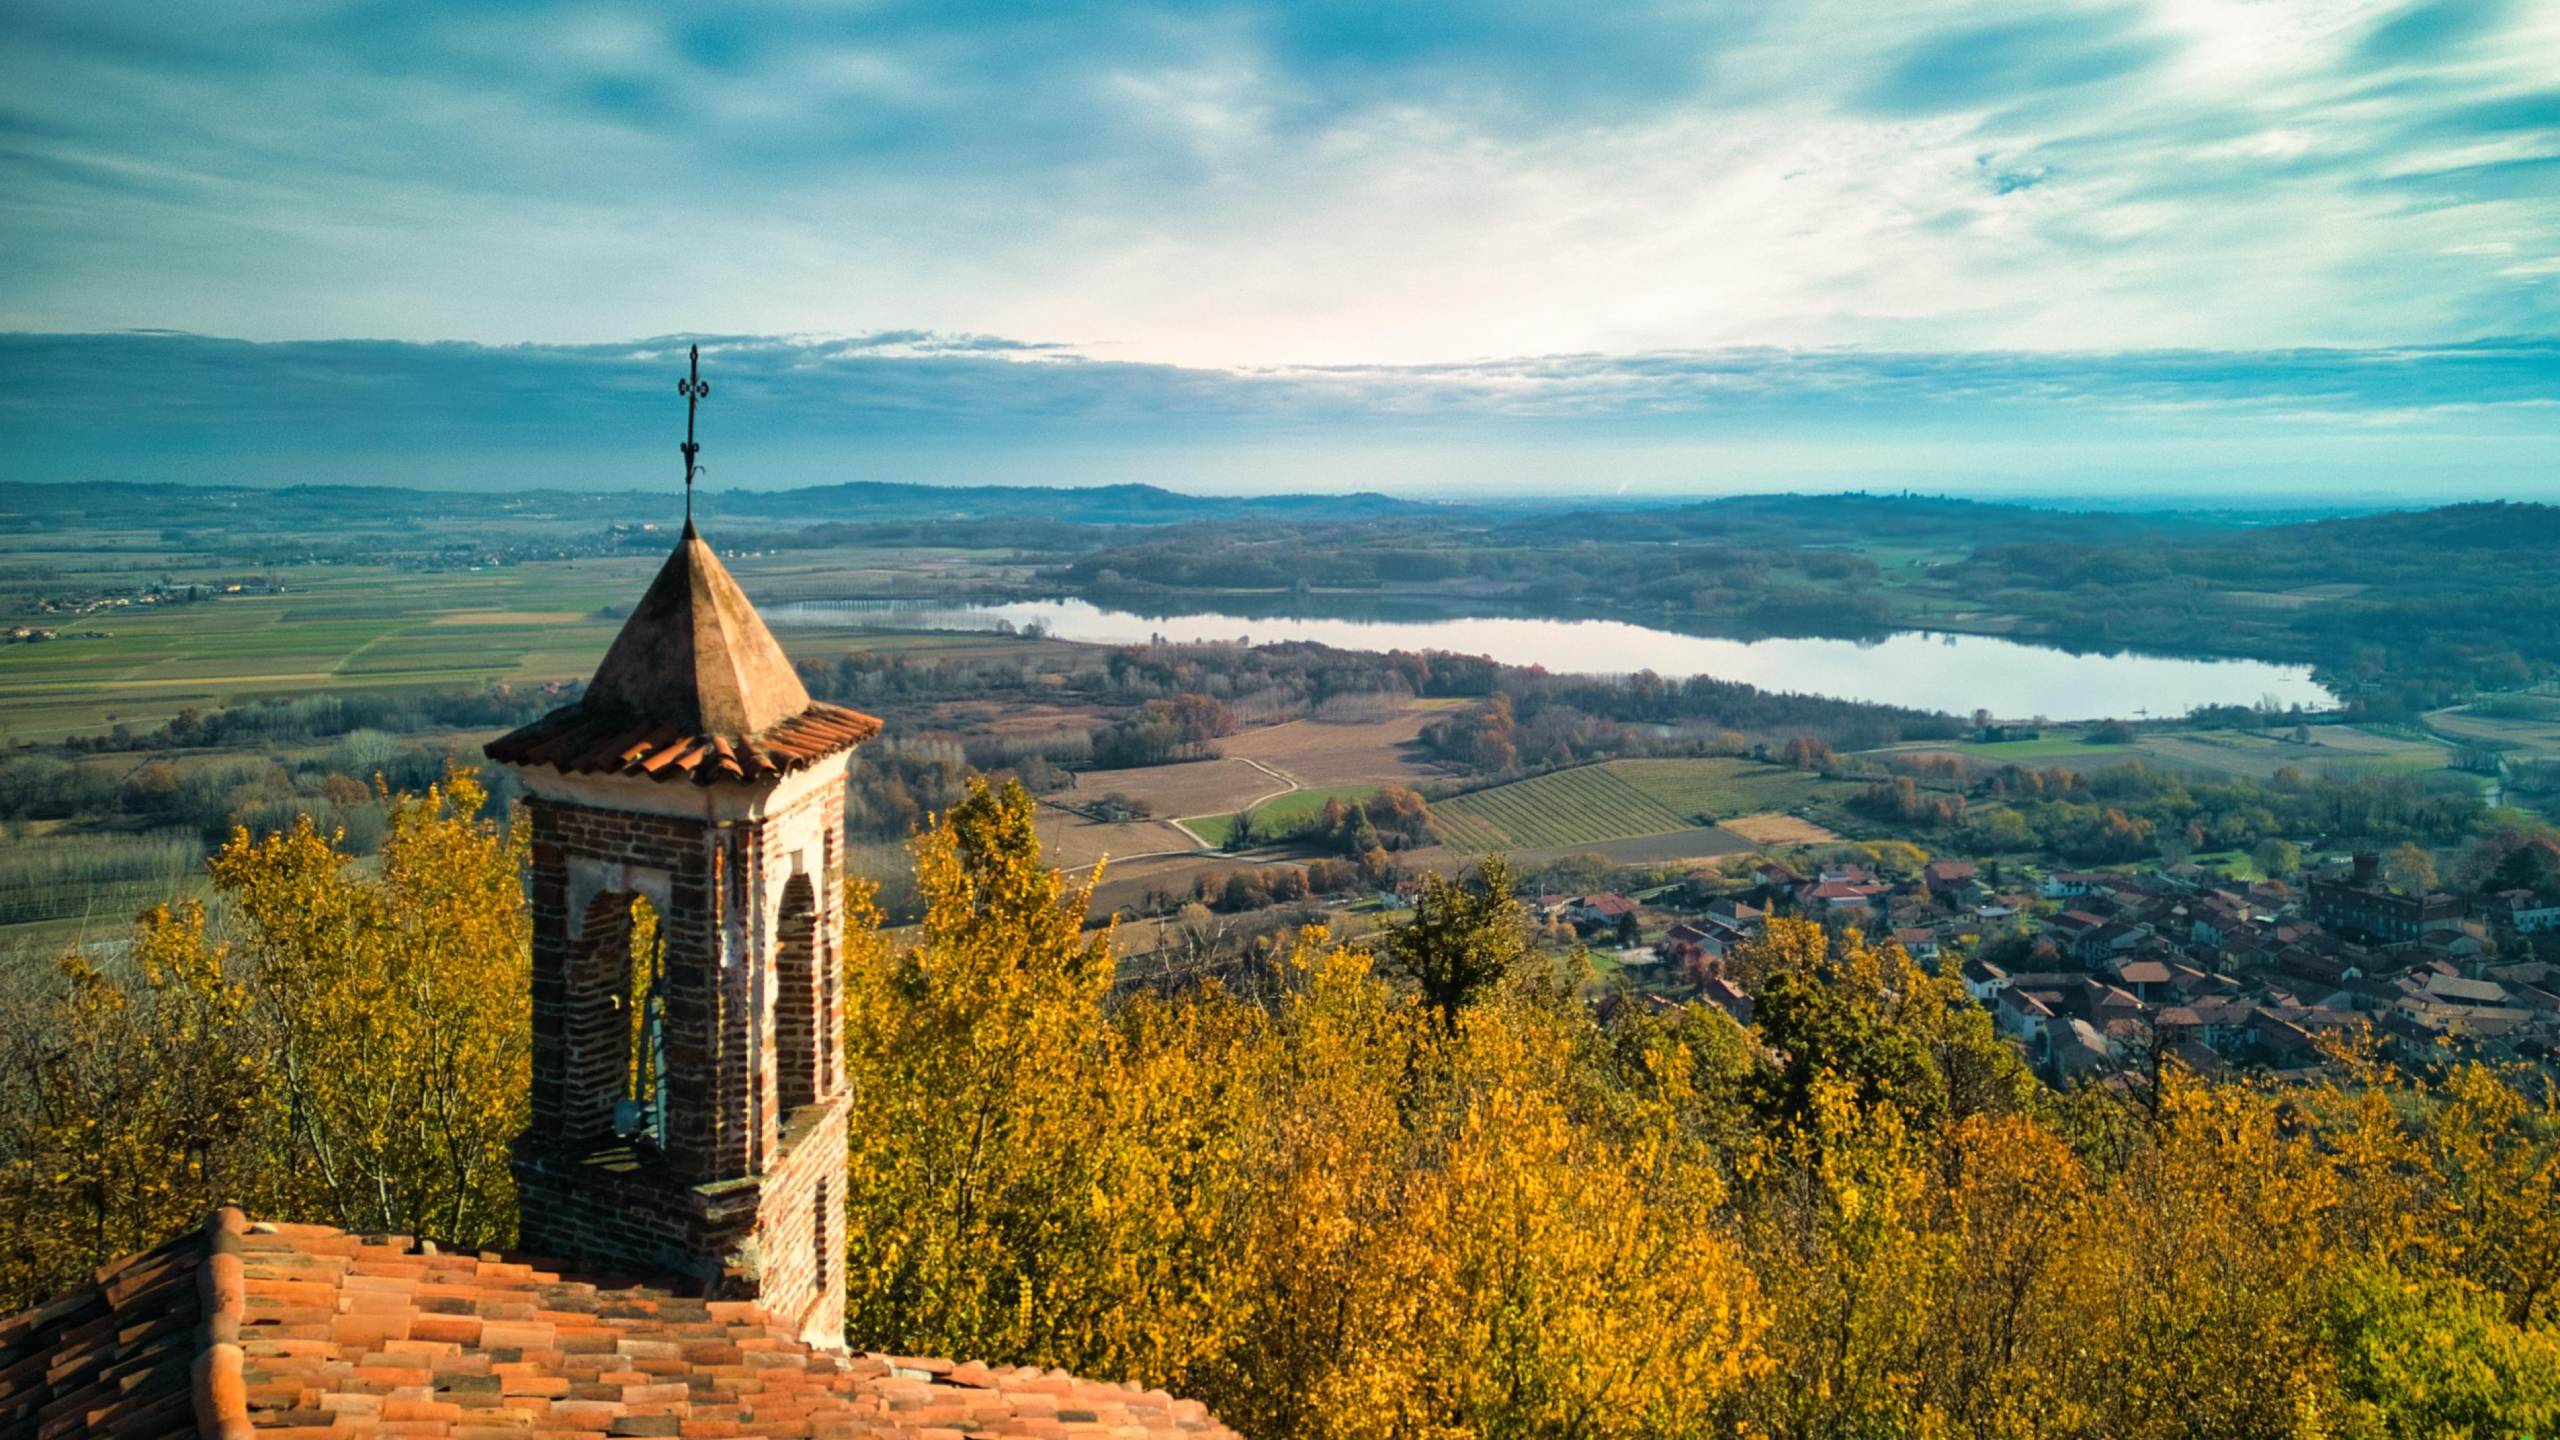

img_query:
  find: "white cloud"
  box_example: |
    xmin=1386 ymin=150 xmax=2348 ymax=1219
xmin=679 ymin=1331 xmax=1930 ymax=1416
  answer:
xmin=0 ymin=0 xmax=2553 ymax=364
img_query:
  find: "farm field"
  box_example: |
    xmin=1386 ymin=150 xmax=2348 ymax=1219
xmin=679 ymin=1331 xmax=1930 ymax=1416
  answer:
xmin=2131 ymin=728 xmax=2447 ymax=780
xmin=1928 ymin=735 xmax=2105 ymax=763
xmin=0 ymin=548 xmax=1070 ymax=743
xmin=1522 ymin=827 xmax=1753 ymax=867
xmin=1216 ymin=706 xmax=1452 ymax=789
xmin=1605 ymin=757 xmax=1851 ymax=822
xmin=1882 ymin=724 xmax=2454 ymax=783
xmin=1184 ymin=784 xmax=1383 ymax=849
xmin=1432 ymin=767 xmax=1690 ymax=853
xmin=1063 ymin=757 xmax=1284 ymax=822
xmin=1033 ymin=809 xmax=1193 ymax=871
xmin=1427 ymin=757 xmax=1867 ymax=858
xmin=2430 ymin=705 xmax=2560 ymax=758
xmin=1082 ymin=853 xmax=1268 ymax=921
xmin=1723 ymin=812 xmax=1842 ymax=845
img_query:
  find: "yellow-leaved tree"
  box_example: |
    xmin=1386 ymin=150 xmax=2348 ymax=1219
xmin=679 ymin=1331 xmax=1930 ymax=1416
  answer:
xmin=842 ymin=779 xmax=1770 ymax=1440
xmin=0 ymin=903 xmax=263 ymax=1305
xmin=840 ymin=777 xmax=1261 ymax=1380
xmin=0 ymin=765 xmax=528 ymax=1303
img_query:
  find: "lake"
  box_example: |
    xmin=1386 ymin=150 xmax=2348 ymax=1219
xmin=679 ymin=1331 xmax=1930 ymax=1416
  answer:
xmin=768 ymin=597 xmax=2335 ymax=720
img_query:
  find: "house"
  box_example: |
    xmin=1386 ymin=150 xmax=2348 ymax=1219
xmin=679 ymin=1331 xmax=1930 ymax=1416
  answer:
xmin=2489 ymin=889 xmax=2560 ymax=934
xmin=1661 ymin=923 xmax=1731 ymax=971
xmin=2308 ymin=852 xmax=2465 ymax=943
xmin=1803 ymin=880 xmax=1886 ymax=913
xmin=1891 ymin=926 xmax=1941 ymax=963
xmin=2168 ymin=995 xmax=2256 ymax=1052
xmin=1921 ymin=859 xmax=1977 ymax=893
xmin=1706 ymin=897 xmax=1765 ymax=927
xmin=1963 ymin=958 xmax=2013 ymax=1003
xmin=0 ymin=511 xmax=1245 ymax=1440
xmin=2051 ymin=1018 xmax=2115 ymax=1083
xmin=2115 ymin=958 xmax=2173 ymax=1002
xmin=1700 ymin=975 xmax=1756 ymax=1025
xmin=2043 ymin=871 xmax=2108 ymax=899
xmin=2191 ymin=893 xmax=2248 ymax=946
xmin=1568 ymin=892 xmax=1640 ymax=928
xmin=1997 ymin=985 xmax=2058 ymax=1044
xmin=2053 ymin=909 xmax=2110 ymax=942
xmin=1754 ymin=859 xmax=1806 ymax=891
xmin=2421 ymin=972 xmax=2509 ymax=1007
xmin=2256 ymin=1011 xmax=2319 ymax=1064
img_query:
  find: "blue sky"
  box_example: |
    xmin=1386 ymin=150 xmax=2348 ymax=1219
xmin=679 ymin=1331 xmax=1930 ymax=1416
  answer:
xmin=3 ymin=1 xmax=2555 ymax=497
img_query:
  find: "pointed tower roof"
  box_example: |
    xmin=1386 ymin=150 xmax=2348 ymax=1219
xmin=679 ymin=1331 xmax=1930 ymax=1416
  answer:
xmin=587 ymin=524 xmax=812 ymax=735
xmin=486 ymin=526 xmax=880 ymax=785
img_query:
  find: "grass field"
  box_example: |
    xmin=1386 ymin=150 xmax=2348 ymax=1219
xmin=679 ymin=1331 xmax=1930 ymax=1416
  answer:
xmin=0 ymin=548 xmax=1076 ymax=743
xmin=1185 ymin=784 xmax=1382 ymax=849
xmin=2431 ymin=706 xmax=2560 ymax=758
xmin=1533 ymin=828 xmax=1753 ymax=866
xmin=2135 ymin=728 xmax=2449 ymax=780
xmin=1939 ymin=735 xmax=2113 ymax=763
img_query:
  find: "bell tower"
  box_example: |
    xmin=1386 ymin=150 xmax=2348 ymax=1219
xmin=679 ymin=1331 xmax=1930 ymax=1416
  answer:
xmin=485 ymin=356 xmax=879 ymax=1344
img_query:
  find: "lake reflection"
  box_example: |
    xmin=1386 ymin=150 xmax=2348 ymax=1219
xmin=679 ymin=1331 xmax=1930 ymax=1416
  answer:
xmin=769 ymin=597 xmax=2334 ymax=720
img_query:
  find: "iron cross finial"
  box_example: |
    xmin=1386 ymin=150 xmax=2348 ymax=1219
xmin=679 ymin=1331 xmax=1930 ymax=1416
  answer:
xmin=677 ymin=344 xmax=710 ymax=530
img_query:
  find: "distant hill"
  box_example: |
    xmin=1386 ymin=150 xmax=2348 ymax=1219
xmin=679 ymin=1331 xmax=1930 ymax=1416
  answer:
xmin=0 ymin=479 xmax=1443 ymax=531
xmin=703 ymin=480 xmax=1438 ymax=525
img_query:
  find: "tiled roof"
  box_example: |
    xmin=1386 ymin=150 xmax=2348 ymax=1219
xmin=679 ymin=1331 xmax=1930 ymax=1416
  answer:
xmin=0 ymin=1213 xmax=207 ymax=1440
xmin=485 ymin=525 xmax=884 ymax=785
xmin=485 ymin=699 xmax=882 ymax=785
xmin=1 ymin=1210 xmax=1240 ymax=1440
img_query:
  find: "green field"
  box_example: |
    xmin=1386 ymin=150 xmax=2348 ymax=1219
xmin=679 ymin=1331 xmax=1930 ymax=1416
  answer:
xmin=1184 ymin=784 xmax=1381 ymax=849
xmin=0 ymin=547 xmax=1070 ymax=744
xmin=1433 ymin=767 xmax=1690 ymax=853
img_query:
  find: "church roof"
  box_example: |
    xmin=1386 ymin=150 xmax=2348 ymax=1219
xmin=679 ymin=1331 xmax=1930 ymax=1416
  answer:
xmin=2 ymin=1209 xmax=1240 ymax=1440
xmin=486 ymin=527 xmax=881 ymax=784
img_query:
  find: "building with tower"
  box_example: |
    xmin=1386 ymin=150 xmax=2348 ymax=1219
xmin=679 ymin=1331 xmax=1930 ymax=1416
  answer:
xmin=480 ymin=518 xmax=881 ymax=1346
xmin=0 ymin=356 xmax=1240 ymax=1440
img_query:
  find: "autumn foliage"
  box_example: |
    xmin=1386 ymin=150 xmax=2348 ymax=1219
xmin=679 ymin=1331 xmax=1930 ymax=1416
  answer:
xmin=7 ymin=770 xmax=2560 ymax=1438
xmin=829 ymin=780 xmax=2560 ymax=1438
xmin=0 ymin=769 xmax=526 ymax=1302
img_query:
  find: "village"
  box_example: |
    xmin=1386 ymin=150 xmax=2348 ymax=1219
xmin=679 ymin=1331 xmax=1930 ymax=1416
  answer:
xmin=1562 ymin=845 xmax=2560 ymax=1087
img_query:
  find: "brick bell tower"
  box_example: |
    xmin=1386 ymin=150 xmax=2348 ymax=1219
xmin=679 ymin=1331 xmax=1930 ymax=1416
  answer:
xmin=485 ymin=350 xmax=880 ymax=1345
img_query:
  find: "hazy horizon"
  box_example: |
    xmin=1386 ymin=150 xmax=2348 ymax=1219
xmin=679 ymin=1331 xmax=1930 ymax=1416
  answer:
xmin=6 ymin=1 xmax=2557 ymax=500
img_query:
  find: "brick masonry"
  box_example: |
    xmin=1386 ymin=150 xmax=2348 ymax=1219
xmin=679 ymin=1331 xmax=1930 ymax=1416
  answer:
xmin=509 ymin=772 xmax=852 ymax=1347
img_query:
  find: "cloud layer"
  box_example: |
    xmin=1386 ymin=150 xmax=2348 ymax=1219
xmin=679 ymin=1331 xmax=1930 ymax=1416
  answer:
xmin=4 ymin=1 xmax=2556 ymax=366
xmin=7 ymin=330 xmax=2551 ymax=499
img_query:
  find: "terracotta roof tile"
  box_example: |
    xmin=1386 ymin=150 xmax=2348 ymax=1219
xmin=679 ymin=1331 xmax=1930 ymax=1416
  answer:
xmin=2 ymin=1212 xmax=1240 ymax=1440
xmin=485 ymin=700 xmax=881 ymax=785
xmin=484 ymin=527 xmax=884 ymax=785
